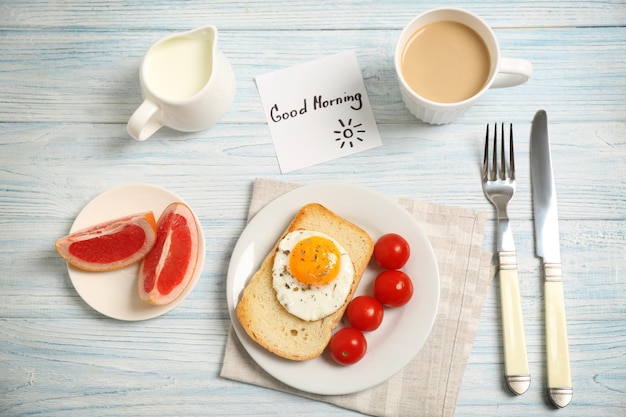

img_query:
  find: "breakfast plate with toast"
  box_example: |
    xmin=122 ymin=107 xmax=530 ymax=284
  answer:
xmin=227 ymin=183 xmax=439 ymax=395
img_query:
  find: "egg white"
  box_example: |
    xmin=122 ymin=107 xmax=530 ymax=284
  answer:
xmin=272 ymin=230 xmax=355 ymax=321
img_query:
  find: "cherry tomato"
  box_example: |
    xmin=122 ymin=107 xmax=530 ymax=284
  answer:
xmin=346 ymin=295 xmax=384 ymax=332
xmin=373 ymin=233 xmax=410 ymax=269
xmin=328 ymin=327 xmax=367 ymax=365
xmin=374 ymin=270 xmax=414 ymax=307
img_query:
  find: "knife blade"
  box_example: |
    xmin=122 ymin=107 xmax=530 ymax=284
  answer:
xmin=530 ymin=110 xmax=573 ymax=408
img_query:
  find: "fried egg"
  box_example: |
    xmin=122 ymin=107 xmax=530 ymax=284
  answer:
xmin=272 ymin=230 xmax=355 ymax=321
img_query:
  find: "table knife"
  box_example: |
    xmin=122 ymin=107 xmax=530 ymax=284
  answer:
xmin=530 ymin=110 xmax=573 ymax=408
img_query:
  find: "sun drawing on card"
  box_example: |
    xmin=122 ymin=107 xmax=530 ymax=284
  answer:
xmin=334 ymin=118 xmax=366 ymax=149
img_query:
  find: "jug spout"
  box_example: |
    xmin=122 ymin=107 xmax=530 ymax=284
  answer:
xmin=189 ymin=25 xmax=218 ymax=41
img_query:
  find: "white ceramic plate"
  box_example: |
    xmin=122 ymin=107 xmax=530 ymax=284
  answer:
xmin=227 ymin=183 xmax=439 ymax=395
xmin=66 ymin=183 xmax=205 ymax=321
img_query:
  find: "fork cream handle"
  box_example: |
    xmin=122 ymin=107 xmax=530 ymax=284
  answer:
xmin=499 ymin=251 xmax=530 ymax=395
xmin=544 ymin=263 xmax=573 ymax=408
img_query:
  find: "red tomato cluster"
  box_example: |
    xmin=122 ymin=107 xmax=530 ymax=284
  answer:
xmin=328 ymin=233 xmax=414 ymax=366
xmin=373 ymin=233 xmax=413 ymax=307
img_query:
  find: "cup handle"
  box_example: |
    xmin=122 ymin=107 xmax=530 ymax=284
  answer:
xmin=491 ymin=58 xmax=533 ymax=89
xmin=127 ymin=99 xmax=163 ymax=141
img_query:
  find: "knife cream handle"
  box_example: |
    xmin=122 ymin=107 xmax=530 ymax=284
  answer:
xmin=544 ymin=263 xmax=573 ymax=408
xmin=499 ymin=251 xmax=530 ymax=395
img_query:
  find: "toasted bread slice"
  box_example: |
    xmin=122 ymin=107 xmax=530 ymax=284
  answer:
xmin=236 ymin=203 xmax=374 ymax=361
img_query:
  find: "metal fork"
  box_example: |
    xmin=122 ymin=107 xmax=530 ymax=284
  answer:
xmin=482 ymin=123 xmax=531 ymax=396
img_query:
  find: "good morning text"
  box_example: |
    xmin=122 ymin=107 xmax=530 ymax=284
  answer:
xmin=270 ymin=92 xmax=363 ymax=123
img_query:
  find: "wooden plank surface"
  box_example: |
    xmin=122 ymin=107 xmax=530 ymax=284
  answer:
xmin=1 ymin=28 xmax=625 ymax=123
xmin=1 ymin=1 xmax=625 ymax=416
xmin=1 ymin=1 xmax=625 ymax=29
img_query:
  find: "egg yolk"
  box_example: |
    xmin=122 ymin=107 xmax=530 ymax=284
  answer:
xmin=288 ymin=236 xmax=341 ymax=286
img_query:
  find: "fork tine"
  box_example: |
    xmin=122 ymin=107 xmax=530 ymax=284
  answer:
xmin=509 ymin=123 xmax=515 ymax=180
xmin=500 ymin=123 xmax=506 ymax=180
xmin=492 ymin=123 xmax=497 ymax=181
xmin=483 ymin=124 xmax=490 ymax=180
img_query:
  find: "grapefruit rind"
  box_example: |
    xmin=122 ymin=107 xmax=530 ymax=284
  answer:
xmin=55 ymin=211 xmax=157 ymax=272
xmin=138 ymin=202 xmax=201 ymax=306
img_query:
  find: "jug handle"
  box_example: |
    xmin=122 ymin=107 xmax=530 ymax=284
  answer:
xmin=127 ymin=99 xmax=163 ymax=141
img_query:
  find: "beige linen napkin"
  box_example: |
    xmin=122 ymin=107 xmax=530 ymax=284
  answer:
xmin=221 ymin=178 xmax=494 ymax=417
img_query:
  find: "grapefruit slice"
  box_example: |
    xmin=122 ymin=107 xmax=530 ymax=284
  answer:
xmin=138 ymin=202 xmax=200 ymax=306
xmin=55 ymin=212 xmax=157 ymax=272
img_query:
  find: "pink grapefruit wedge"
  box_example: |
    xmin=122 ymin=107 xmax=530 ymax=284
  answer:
xmin=138 ymin=202 xmax=200 ymax=306
xmin=55 ymin=212 xmax=157 ymax=272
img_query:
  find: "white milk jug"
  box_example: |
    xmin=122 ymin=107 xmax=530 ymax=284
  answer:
xmin=127 ymin=25 xmax=235 ymax=141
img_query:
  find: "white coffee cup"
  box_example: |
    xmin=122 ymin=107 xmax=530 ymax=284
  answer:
xmin=395 ymin=8 xmax=533 ymax=125
xmin=127 ymin=25 xmax=235 ymax=141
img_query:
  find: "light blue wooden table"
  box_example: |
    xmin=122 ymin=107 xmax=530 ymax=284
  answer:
xmin=1 ymin=1 xmax=624 ymax=416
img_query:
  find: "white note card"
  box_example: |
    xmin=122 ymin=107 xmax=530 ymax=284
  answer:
xmin=255 ymin=51 xmax=382 ymax=173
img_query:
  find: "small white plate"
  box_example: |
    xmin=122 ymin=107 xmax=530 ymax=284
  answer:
xmin=66 ymin=183 xmax=205 ymax=321
xmin=227 ymin=183 xmax=439 ymax=395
